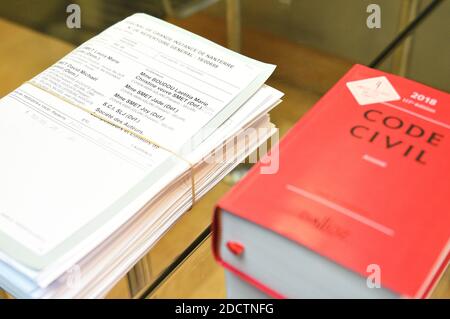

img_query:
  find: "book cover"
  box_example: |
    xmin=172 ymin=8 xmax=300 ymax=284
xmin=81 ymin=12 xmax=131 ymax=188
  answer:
xmin=213 ymin=64 xmax=450 ymax=298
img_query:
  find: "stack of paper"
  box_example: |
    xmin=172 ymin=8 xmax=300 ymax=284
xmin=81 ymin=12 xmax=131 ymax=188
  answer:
xmin=0 ymin=13 xmax=283 ymax=298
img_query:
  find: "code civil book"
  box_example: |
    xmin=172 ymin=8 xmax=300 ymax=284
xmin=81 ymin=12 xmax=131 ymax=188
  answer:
xmin=213 ymin=64 xmax=449 ymax=298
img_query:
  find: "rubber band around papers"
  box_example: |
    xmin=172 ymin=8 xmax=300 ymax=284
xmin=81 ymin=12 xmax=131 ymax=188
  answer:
xmin=25 ymin=81 xmax=197 ymax=207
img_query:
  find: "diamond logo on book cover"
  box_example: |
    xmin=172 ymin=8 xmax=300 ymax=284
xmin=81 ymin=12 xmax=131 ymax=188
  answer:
xmin=346 ymin=76 xmax=401 ymax=105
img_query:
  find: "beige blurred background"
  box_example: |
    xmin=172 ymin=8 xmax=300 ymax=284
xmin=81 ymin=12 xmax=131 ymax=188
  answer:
xmin=0 ymin=0 xmax=448 ymax=91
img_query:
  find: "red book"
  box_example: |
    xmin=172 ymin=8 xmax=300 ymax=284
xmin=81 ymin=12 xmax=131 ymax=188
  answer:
xmin=213 ymin=64 xmax=450 ymax=298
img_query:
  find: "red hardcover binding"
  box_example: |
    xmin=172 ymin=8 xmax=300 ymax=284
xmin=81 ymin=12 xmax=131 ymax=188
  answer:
xmin=213 ymin=64 xmax=450 ymax=298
